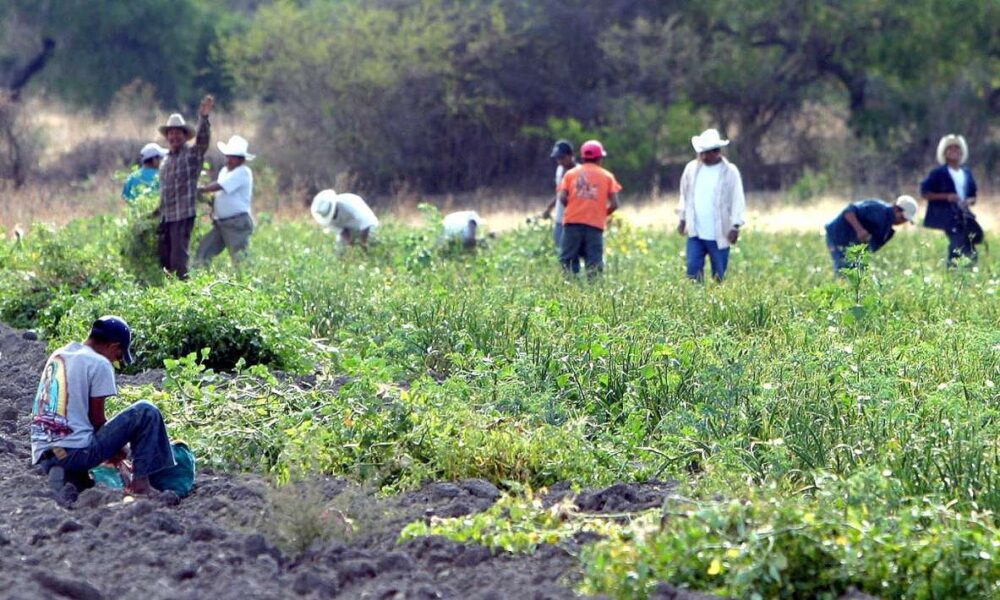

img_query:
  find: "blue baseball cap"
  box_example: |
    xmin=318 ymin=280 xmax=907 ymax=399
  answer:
xmin=550 ymin=140 xmax=574 ymax=158
xmin=89 ymin=316 xmax=134 ymax=365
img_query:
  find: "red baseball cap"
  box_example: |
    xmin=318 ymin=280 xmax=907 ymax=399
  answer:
xmin=580 ymin=140 xmax=606 ymax=160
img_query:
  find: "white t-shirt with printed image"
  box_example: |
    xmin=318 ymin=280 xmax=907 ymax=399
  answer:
xmin=30 ymin=342 xmax=118 ymax=464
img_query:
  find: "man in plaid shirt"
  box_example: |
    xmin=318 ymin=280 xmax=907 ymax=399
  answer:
xmin=156 ymin=95 xmax=214 ymax=279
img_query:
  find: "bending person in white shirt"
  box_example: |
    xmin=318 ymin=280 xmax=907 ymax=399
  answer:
xmin=441 ymin=210 xmax=484 ymax=250
xmin=676 ymin=128 xmax=746 ymax=282
xmin=195 ymin=135 xmax=255 ymax=267
xmin=311 ymin=190 xmax=379 ymax=251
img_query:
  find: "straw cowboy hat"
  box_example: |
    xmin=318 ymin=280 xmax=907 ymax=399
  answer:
xmin=218 ymin=135 xmax=255 ymax=160
xmin=691 ymin=128 xmax=730 ymax=153
xmin=311 ymin=189 xmax=338 ymax=226
xmin=936 ymin=134 xmax=968 ymax=165
xmin=158 ymin=113 xmax=195 ymax=140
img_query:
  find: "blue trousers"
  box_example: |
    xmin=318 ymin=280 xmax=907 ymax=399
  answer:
xmin=41 ymin=401 xmax=175 ymax=480
xmin=686 ymin=237 xmax=730 ymax=281
xmin=554 ymin=222 xmax=581 ymax=271
xmin=560 ymin=224 xmax=604 ymax=275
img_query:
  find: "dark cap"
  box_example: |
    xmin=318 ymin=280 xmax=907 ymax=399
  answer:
xmin=89 ymin=316 xmax=134 ymax=365
xmin=550 ymin=139 xmax=574 ymax=159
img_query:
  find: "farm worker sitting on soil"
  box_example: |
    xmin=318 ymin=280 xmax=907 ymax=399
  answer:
xmin=121 ymin=143 xmax=167 ymax=203
xmin=156 ymin=94 xmax=215 ymax=280
xmin=676 ymin=128 xmax=746 ymax=282
xmin=556 ymin=139 xmax=621 ymax=276
xmin=920 ymin=134 xmax=983 ymax=266
xmin=30 ymin=316 xmax=175 ymax=496
xmin=542 ymin=139 xmax=579 ymax=253
xmin=824 ymin=196 xmax=918 ymax=273
xmin=194 ymin=135 xmax=256 ymax=267
xmin=441 ymin=210 xmax=485 ymax=249
xmin=311 ymin=189 xmax=379 ymax=251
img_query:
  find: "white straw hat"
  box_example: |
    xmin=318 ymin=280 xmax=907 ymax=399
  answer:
xmin=311 ymin=189 xmax=338 ymax=226
xmin=691 ymin=128 xmax=730 ymax=153
xmin=139 ymin=143 xmax=167 ymax=162
xmin=936 ymin=134 xmax=968 ymax=165
xmin=217 ymin=135 xmax=255 ymax=160
xmin=895 ymin=195 xmax=918 ymax=223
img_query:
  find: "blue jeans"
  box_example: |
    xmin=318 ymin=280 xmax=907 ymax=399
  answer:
xmin=42 ymin=401 xmax=175 ymax=480
xmin=560 ymin=224 xmax=604 ymax=275
xmin=554 ymin=222 xmax=580 ymax=271
xmin=686 ymin=237 xmax=730 ymax=281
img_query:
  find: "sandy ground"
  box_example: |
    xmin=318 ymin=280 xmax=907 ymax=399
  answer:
xmin=0 ymin=322 xmax=725 ymax=600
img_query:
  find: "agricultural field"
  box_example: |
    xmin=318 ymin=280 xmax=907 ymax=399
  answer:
xmin=0 ymin=194 xmax=997 ymax=599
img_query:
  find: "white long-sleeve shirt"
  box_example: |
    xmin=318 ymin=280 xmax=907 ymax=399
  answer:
xmin=676 ymin=157 xmax=746 ymax=249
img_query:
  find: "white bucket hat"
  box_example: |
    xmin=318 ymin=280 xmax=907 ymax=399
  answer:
xmin=936 ymin=134 xmax=968 ymax=165
xmin=158 ymin=113 xmax=195 ymax=140
xmin=218 ymin=135 xmax=255 ymax=160
xmin=311 ymin=189 xmax=338 ymax=226
xmin=139 ymin=142 xmax=167 ymax=162
xmin=691 ymin=128 xmax=730 ymax=153
xmin=895 ymin=195 xmax=918 ymax=223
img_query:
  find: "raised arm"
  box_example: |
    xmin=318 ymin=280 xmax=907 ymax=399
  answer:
xmin=193 ymin=95 xmax=214 ymax=158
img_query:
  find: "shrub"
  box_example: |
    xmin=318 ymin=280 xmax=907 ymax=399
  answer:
xmin=52 ymin=275 xmax=313 ymax=372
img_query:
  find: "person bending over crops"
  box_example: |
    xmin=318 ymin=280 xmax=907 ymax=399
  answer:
xmin=194 ymin=135 xmax=256 ymax=267
xmin=441 ymin=210 xmax=485 ymax=250
xmin=920 ymin=134 xmax=984 ymax=266
xmin=121 ymin=143 xmax=167 ymax=204
xmin=556 ymin=139 xmax=621 ymax=276
xmin=676 ymin=128 xmax=746 ymax=282
xmin=311 ymin=190 xmax=379 ymax=251
xmin=824 ymin=196 xmax=917 ymax=273
xmin=31 ymin=317 xmax=175 ymax=497
xmin=542 ymin=140 xmax=579 ymax=255
xmin=156 ymin=94 xmax=214 ymax=280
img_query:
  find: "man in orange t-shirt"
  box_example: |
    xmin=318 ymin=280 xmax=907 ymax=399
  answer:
xmin=556 ymin=139 xmax=622 ymax=275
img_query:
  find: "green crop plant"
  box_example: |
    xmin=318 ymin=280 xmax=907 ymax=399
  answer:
xmin=2 ymin=200 xmax=997 ymax=598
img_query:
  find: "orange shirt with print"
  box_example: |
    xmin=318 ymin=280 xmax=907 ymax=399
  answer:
xmin=558 ymin=163 xmax=622 ymax=231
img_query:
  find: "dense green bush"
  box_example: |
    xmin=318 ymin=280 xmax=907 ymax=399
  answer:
xmin=52 ymin=274 xmax=313 ymax=372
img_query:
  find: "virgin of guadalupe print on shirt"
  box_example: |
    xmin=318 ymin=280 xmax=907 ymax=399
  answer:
xmin=573 ymin=172 xmax=599 ymax=201
xmin=30 ymin=356 xmax=71 ymax=441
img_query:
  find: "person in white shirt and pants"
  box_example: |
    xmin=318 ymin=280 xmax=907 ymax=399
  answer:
xmin=310 ymin=190 xmax=380 ymax=251
xmin=676 ymin=129 xmax=746 ymax=282
xmin=441 ymin=210 xmax=484 ymax=250
xmin=195 ymin=135 xmax=255 ymax=266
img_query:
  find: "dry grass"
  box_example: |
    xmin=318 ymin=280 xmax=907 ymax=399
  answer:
xmin=2 ymin=99 xmax=996 ymax=237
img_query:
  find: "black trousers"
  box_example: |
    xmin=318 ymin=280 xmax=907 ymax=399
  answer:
xmin=945 ymin=215 xmax=983 ymax=265
xmin=157 ymin=217 xmax=195 ymax=279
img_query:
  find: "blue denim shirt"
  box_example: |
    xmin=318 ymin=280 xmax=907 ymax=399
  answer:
xmin=825 ymin=199 xmax=896 ymax=252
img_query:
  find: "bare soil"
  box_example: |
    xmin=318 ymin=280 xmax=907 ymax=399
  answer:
xmin=0 ymin=323 xmax=718 ymax=600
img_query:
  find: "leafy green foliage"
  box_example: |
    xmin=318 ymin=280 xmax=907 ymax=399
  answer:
xmin=3 ymin=200 xmax=998 ymax=597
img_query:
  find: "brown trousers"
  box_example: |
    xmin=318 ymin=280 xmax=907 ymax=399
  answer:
xmin=157 ymin=217 xmax=195 ymax=279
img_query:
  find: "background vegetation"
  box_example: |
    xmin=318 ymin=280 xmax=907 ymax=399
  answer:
xmin=1 ymin=0 xmax=997 ymax=196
